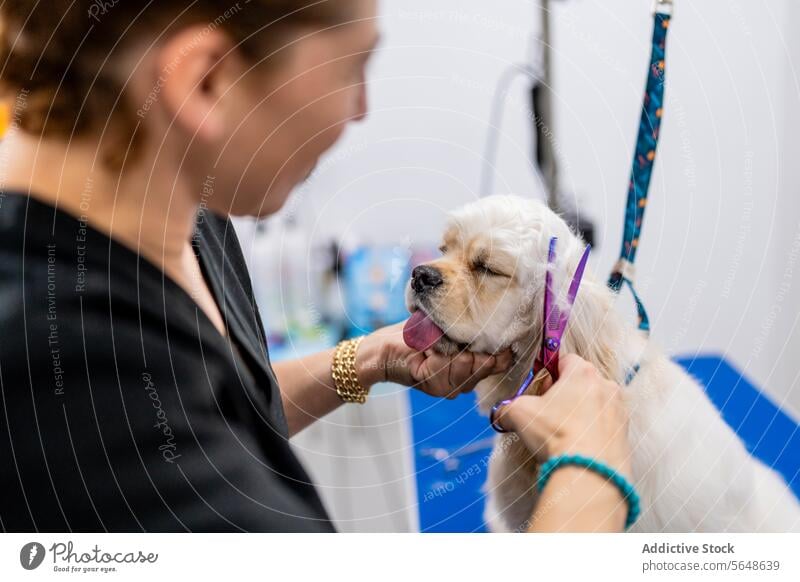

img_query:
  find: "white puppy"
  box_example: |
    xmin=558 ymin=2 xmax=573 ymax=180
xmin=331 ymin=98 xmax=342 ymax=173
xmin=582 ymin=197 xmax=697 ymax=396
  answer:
xmin=404 ymin=195 xmax=800 ymax=532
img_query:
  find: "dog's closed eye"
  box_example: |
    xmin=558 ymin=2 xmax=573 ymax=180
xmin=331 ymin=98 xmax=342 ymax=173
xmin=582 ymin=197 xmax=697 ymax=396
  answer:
xmin=472 ymin=260 xmax=507 ymax=278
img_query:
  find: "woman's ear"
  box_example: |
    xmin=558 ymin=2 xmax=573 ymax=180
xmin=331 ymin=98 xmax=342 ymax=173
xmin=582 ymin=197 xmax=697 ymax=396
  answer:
xmin=154 ymin=25 xmax=243 ymax=141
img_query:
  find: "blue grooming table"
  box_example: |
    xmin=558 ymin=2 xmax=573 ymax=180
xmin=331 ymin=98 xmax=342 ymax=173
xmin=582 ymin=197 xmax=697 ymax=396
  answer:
xmin=409 ymin=355 xmax=800 ymax=532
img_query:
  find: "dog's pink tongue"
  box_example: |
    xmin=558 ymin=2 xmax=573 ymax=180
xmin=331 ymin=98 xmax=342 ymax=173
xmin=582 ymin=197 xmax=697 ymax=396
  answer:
xmin=403 ymin=310 xmax=445 ymax=352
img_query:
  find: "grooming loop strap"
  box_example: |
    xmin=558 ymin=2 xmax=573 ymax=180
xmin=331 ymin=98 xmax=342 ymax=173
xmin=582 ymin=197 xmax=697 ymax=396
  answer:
xmin=609 ymin=258 xmax=650 ymax=333
xmin=611 ymin=259 xmax=636 ymax=283
xmin=654 ymin=0 xmax=673 ymax=16
xmin=608 ymin=6 xmax=671 ymax=334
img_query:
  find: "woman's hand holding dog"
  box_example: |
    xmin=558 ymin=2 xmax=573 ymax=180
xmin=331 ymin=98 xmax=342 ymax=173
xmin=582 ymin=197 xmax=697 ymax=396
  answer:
xmin=358 ymin=321 xmax=513 ymax=399
xmin=278 ymin=320 xmax=512 ymax=437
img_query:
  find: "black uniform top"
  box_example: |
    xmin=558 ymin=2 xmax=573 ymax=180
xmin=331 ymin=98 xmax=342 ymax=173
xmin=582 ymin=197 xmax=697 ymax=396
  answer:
xmin=0 ymin=193 xmax=334 ymax=532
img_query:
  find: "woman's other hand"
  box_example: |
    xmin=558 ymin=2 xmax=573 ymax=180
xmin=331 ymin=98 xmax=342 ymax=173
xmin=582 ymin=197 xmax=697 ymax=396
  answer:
xmin=356 ymin=321 xmax=513 ymax=399
xmin=494 ymin=353 xmax=632 ymax=479
xmin=494 ymin=354 xmax=633 ymax=532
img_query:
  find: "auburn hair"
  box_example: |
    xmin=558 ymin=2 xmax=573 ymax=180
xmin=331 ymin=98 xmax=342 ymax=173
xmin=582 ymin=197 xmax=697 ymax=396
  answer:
xmin=0 ymin=1 xmax=351 ymax=166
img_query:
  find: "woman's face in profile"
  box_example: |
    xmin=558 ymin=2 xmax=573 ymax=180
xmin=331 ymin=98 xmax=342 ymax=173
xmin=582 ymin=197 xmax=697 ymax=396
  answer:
xmin=206 ymin=0 xmax=379 ymax=219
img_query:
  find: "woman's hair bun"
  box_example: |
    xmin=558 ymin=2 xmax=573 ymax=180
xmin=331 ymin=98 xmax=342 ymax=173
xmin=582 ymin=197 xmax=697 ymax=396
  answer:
xmin=0 ymin=1 xmax=349 ymax=164
xmin=0 ymin=1 xmax=108 ymax=136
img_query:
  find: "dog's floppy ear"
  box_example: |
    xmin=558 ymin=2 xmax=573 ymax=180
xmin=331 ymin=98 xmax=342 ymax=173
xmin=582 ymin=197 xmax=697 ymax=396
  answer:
xmin=561 ymin=278 xmax=624 ymax=383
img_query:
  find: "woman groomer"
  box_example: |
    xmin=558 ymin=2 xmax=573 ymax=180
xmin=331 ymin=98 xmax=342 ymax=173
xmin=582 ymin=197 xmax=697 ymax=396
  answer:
xmin=0 ymin=0 xmax=631 ymax=532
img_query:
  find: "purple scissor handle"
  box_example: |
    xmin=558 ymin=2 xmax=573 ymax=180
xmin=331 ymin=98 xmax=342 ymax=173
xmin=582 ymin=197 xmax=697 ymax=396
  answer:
xmin=489 ymin=237 xmax=592 ymax=433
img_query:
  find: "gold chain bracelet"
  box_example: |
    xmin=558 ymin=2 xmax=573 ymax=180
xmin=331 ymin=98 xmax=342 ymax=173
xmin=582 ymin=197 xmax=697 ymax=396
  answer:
xmin=331 ymin=336 xmax=369 ymax=404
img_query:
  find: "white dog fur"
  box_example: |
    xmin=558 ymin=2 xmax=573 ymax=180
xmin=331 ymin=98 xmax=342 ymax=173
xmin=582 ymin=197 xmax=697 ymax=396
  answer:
xmin=406 ymin=195 xmax=800 ymax=532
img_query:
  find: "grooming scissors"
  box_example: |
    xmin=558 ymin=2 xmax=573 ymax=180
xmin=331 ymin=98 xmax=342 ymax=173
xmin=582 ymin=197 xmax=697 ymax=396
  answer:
xmin=489 ymin=237 xmax=592 ymax=433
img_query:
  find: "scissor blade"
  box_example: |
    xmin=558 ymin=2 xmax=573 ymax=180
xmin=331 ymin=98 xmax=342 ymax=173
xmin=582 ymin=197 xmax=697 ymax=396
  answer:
xmin=544 ymin=237 xmax=558 ymax=330
xmin=514 ymin=369 xmax=537 ymax=399
xmin=546 ymin=306 xmax=561 ymax=331
xmin=566 ymin=244 xmax=592 ymax=306
xmin=545 ymin=237 xmax=557 ymax=300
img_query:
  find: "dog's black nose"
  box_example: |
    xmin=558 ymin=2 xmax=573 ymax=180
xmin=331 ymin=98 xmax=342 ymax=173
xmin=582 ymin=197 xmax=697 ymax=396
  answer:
xmin=412 ymin=265 xmax=443 ymax=293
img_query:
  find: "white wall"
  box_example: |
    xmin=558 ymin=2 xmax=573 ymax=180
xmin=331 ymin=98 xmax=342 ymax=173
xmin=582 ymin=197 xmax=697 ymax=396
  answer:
xmin=284 ymin=0 xmax=800 ymax=415
xmin=775 ymin=1 xmax=800 ymax=418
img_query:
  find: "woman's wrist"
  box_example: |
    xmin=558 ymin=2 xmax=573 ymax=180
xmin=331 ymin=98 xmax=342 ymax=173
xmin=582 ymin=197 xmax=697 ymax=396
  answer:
xmin=546 ymin=441 xmax=632 ymax=481
xmin=532 ymin=465 xmax=629 ymax=532
xmin=354 ymin=332 xmax=388 ymax=389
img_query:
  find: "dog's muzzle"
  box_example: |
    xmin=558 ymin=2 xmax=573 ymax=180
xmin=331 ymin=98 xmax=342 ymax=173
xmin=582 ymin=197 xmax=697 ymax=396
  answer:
xmin=411 ymin=265 xmax=443 ymax=295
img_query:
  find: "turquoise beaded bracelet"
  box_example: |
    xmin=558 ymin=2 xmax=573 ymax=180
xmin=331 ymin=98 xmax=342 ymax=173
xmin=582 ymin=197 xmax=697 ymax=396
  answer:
xmin=536 ymin=454 xmax=641 ymax=530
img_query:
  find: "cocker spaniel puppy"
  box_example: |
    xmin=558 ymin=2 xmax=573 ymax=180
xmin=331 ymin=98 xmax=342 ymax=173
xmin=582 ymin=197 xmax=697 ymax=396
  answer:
xmin=405 ymin=195 xmax=800 ymax=532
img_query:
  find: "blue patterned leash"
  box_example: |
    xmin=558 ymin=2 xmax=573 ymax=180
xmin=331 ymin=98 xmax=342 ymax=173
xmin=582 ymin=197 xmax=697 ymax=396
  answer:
xmin=608 ymin=0 xmax=673 ymax=334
